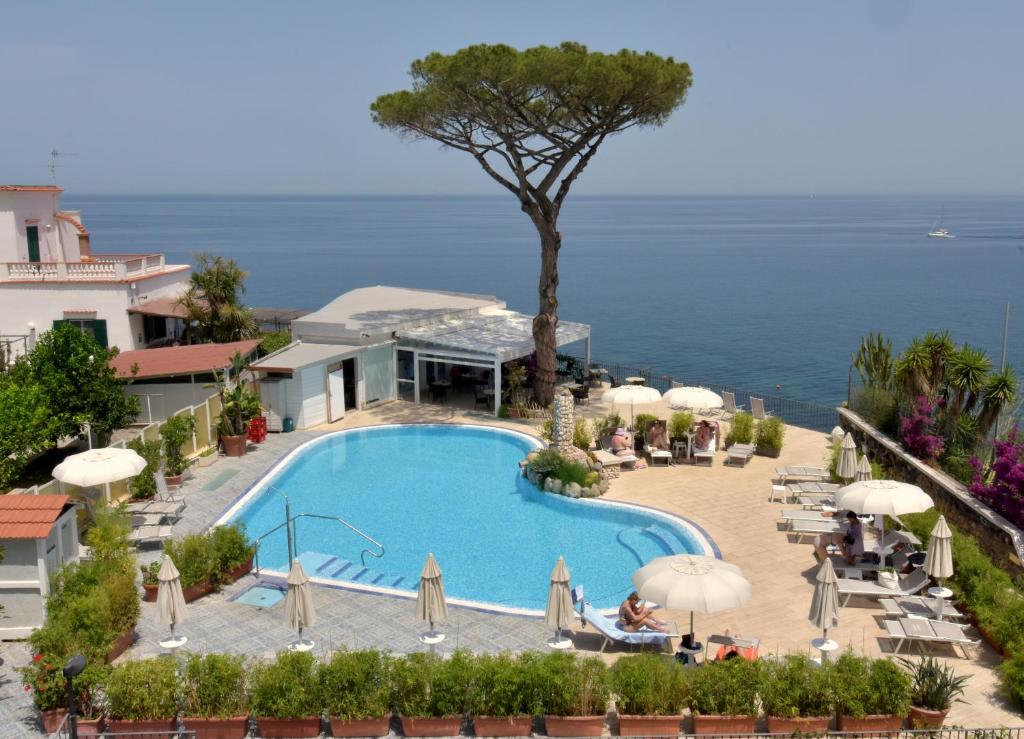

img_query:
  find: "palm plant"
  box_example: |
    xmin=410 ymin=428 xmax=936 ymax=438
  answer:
xmin=977 ymin=368 xmax=1020 ymax=440
xmin=852 ymin=332 xmax=894 ymax=390
xmin=213 ymin=352 xmax=262 ymax=437
xmin=944 ymin=345 xmax=992 ymax=438
xmin=177 ymin=253 xmax=258 ymax=343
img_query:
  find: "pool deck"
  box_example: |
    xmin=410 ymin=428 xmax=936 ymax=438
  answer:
xmin=0 ymin=400 xmax=1017 ymax=733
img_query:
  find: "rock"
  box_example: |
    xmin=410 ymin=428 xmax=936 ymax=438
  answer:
xmin=551 ymin=479 xmax=563 ymax=494
xmin=543 ymin=477 xmax=554 ymax=492
xmin=565 ymin=482 xmax=582 ymax=498
xmin=598 ymin=479 xmax=610 ymax=493
xmin=590 ymin=461 xmax=603 ymax=472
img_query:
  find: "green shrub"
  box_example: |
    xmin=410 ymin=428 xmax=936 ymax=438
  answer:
xmin=390 ymin=651 xmax=473 ymax=717
xmin=833 ymin=653 xmax=870 ymax=718
xmin=211 ymin=523 xmax=255 ymax=573
xmin=633 ymin=413 xmax=658 ymax=438
xmin=609 ymin=653 xmax=687 ymax=716
xmin=319 ymin=649 xmax=392 ymax=719
xmin=526 ymin=448 xmax=562 ymax=476
xmin=593 ymin=413 xmax=624 ymax=440
xmin=19 ymin=653 xmax=109 ymax=716
xmin=467 ymin=652 xmax=542 ymax=718
xmin=164 ymin=532 xmax=219 ymax=588
xmin=573 ymin=418 xmax=593 ymax=450
xmin=539 ymin=417 xmax=553 ymax=442
xmin=259 ymin=330 xmax=292 ymax=356
xmin=161 ymin=413 xmax=197 ymax=476
xmin=899 ymin=656 xmax=968 ymax=713
xmin=724 ymin=412 xmax=754 ymax=446
xmin=754 ymin=416 xmax=786 ymax=452
xmin=940 ymin=454 xmax=974 ymax=485
xmin=852 ymin=384 xmax=899 ymax=434
xmin=85 ymin=505 xmax=134 ymax=567
xmin=126 ymin=437 xmax=162 ymax=499
xmin=554 ymin=458 xmax=592 ymax=487
xmin=834 ymin=654 xmax=911 ymax=717
xmin=686 ymin=658 xmax=760 ymax=716
xmin=668 ymin=412 xmax=694 ymax=439
xmin=106 ymin=657 xmax=180 ymax=720
xmin=999 ymin=653 xmax=1024 ymax=709
xmin=183 ymin=652 xmax=248 ymax=719
xmin=250 ymin=650 xmax=322 ymax=718
xmin=759 ymin=654 xmax=836 ymax=718
xmin=532 ymin=652 xmax=609 ymax=717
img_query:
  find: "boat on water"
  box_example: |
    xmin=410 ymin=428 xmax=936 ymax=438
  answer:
xmin=928 ymin=208 xmax=955 ymax=239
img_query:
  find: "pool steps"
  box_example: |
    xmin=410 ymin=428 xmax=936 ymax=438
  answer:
xmin=617 ymin=524 xmax=691 ymax=565
xmin=297 ymin=550 xmax=407 ymax=589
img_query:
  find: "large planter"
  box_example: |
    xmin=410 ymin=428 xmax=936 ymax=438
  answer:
xmin=108 ymin=718 xmax=178 ymax=733
xmin=329 ymin=715 xmax=391 ymax=737
xmin=473 ymin=715 xmax=534 ymax=736
xmin=400 ymin=716 xmax=463 ymax=736
xmin=183 ymin=715 xmax=249 ymax=739
xmin=766 ymin=715 xmax=831 ymax=733
xmin=838 ymin=714 xmax=904 ymax=732
xmin=618 ymin=714 xmax=682 ymax=736
xmin=164 ymin=473 xmax=185 ymax=487
xmin=257 ymin=716 xmax=322 ymax=737
xmin=39 ymin=708 xmax=66 ymax=733
xmin=221 ymin=434 xmax=248 ymax=457
xmin=908 ymin=706 xmax=949 ymax=728
xmin=691 ymin=714 xmax=757 ymax=735
xmin=755 ymin=445 xmax=782 ymax=458
xmin=223 ymin=556 xmax=254 ymax=584
xmin=183 ymin=579 xmax=217 ymax=602
xmin=543 ymin=714 xmax=605 ymax=737
xmin=77 ymin=718 xmax=104 ymax=737
xmin=196 ymin=452 xmax=219 ymax=468
xmin=105 ymin=627 xmax=137 ymax=662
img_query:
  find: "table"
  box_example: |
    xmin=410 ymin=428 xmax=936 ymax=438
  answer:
xmin=672 ymin=432 xmax=695 ymax=461
xmin=587 ymin=368 xmax=607 ymax=388
xmin=624 ymin=376 xmax=646 ymax=385
xmin=776 ymin=466 xmax=829 ymax=483
xmin=928 ymin=585 xmax=954 ymax=621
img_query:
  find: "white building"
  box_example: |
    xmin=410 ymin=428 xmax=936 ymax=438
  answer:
xmin=251 ymin=286 xmax=591 ymax=429
xmin=0 ymin=185 xmax=191 ymax=356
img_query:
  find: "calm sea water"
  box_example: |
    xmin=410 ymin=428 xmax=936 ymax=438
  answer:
xmin=67 ymin=194 xmax=1024 ymax=406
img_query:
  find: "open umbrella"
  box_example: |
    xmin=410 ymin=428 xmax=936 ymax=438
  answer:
xmin=53 ymin=447 xmax=148 ymax=502
xmin=284 ymin=559 xmax=316 ymax=651
xmin=663 ymin=386 xmax=723 ymax=413
xmin=632 ymin=554 xmax=751 ymax=643
xmin=808 ymin=558 xmax=839 ymax=659
xmin=835 ymin=479 xmax=933 ymax=553
xmin=416 ymin=553 xmax=449 ymax=644
xmin=545 ymin=557 xmax=574 ymax=649
xmin=855 ymin=454 xmax=873 ymax=482
xmin=602 ymin=385 xmax=662 ymax=429
xmin=836 ymin=432 xmax=858 ymax=481
xmin=156 ymin=555 xmax=188 ymax=649
xmin=924 ymin=515 xmax=954 ymax=620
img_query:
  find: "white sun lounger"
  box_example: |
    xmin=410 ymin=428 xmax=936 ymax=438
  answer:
xmin=781 ymin=509 xmax=837 ymax=523
xmin=880 ymin=596 xmax=966 ymax=622
xmin=593 ymin=449 xmax=637 ymax=474
xmin=726 ymin=444 xmax=755 ymax=467
xmin=885 ymin=617 xmax=978 ymax=658
xmin=837 ymin=568 xmax=930 ymax=606
xmin=581 ymin=603 xmax=677 ymax=653
xmin=775 ymin=466 xmax=829 ymax=483
xmin=787 ymin=519 xmax=842 ymax=542
xmin=129 ymin=524 xmax=173 ymax=547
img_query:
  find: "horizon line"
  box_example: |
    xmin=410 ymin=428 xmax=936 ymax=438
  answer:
xmin=63 ymin=191 xmax=1024 ymax=199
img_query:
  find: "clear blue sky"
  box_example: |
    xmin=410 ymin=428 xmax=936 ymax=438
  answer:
xmin=4 ymin=1 xmax=1022 ymax=195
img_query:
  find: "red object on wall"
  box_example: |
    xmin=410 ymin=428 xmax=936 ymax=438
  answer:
xmin=247 ymin=415 xmax=268 ymax=443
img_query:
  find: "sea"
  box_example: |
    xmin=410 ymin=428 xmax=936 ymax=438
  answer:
xmin=65 ymin=194 xmax=1024 ymax=408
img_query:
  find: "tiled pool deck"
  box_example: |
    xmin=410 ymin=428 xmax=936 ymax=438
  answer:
xmin=1 ymin=400 xmax=1019 ymax=734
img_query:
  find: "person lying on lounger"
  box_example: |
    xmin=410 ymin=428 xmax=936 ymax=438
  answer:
xmin=619 ymin=592 xmax=669 ymax=633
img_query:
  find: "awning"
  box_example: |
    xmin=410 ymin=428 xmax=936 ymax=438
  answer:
xmin=127 ymin=296 xmax=190 ymax=319
xmin=251 ymin=341 xmax=364 ymax=372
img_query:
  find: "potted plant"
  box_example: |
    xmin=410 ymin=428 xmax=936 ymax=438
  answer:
xmin=160 ymin=413 xmax=197 ymax=485
xmin=761 ymin=654 xmax=835 ymax=733
xmin=181 ymin=653 xmax=249 ymax=739
xmin=724 ymin=412 xmax=754 ymax=447
xmin=609 ymin=653 xmax=686 ymax=736
xmin=632 ymin=413 xmax=659 ymax=450
xmin=899 ymin=656 xmax=968 ymax=728
xmin=686 ymin=658 xmax=761 ymax=734
xmin=505 ymin=363 xmax=528 ymax=410
xmin=250 ymin=651 xmax=323 ymax=738
xmin=105 ymin=657 xmax=180 ymax=733
xmin=213 ymin=351 xmax=262 ymax=457
xmin=319 ymin=649 xmax=393 ymax=737
xmin=126 ymin=437 xmax=162 ymax=498
xmin=21 ymin=653 xmax=108 ymax=735
xmin=835 ymin=654 xmax=911 ymax=732
xmin=211 ymin=523 xmax=256 ymax=584
xmin=164 ymin=533 xmax=219 ymax=600
xmin=197 ymin=445 xmax=219 ymax=467
xmin=469 ymin=652 xmax=539 ymax=737
xmin=535 ymin=652 xmax=609 ymax=737
xmin=392 ymin=651 xmax=470 ymax=737
xmin=668 ymin=412 xmax=694 ymax=446
xmin=754 ymin=416 xmax=786 ymax=457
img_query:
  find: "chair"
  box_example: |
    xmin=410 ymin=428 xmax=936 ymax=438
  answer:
xmin=156 ymin=473 xmax=185 ymax=505
xmin=124 ymin=499 xmax=184 ymax=519
xmin=129 ymin=524 xmax=173 ymax=547
xmin=580 ymin=603 xmax=677 ymax=653
xmin=131 ymin=512 xmax=166 ymax=529
xmin=643 ymin=420 xmax=672 ymax=466
xmin=571 ymin=386 xmax=589 ymax=405
xmin=836 ymin=568 xmax=930 ymax=606
xmin=769 ymin=484 xmax=789 ymax=503
xmin=721 ymin=391 xmax=744 ymax=421
xmin=884 ymin=618 xmax=978 ymax=658
xmin=751 ymin=397 xmax=772 ymax=421
xmin=474 ymin=388 xmax=491 ymax=410
xmin=781 ymin=509 xmax=837 ymax=524
xmin=593 ymin=449 xmax=635 ymax=474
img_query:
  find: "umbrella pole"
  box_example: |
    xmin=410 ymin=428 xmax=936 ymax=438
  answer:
xmin=689 ymin=612 xmax=694 ymax=644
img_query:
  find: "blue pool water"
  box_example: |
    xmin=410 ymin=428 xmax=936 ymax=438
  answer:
xmin=223 ymin=425 xmax=712 ymax=611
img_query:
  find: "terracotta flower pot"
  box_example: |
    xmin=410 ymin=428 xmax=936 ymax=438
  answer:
xmin=473 ymin=715 xmax=534 ymax=736
xmin=329 ymin=715 xmax=391 ymax=737
xmin=142 ymin=582 xmax=158 ymax=602
xmin=105 ymin=627 xmax=137 ymax=662
xmin=39 ymin=708 xmax=66 ymax=733
xmin=182 ymin=579 xmax=217 ymax=602
xmin=258 ymin=716 xmax=322 ymax=737
xmin=77 ymin=717 xmax=104 ymax=737
xmin=543 ymin=714 xmax=605 ymax=737
xmin=691 ymin=714 xmax=757 ymax=735
xmin=618 ymin=713 xmax=682 ymax=736
xmin=400 ymin=715 xmax=463 ymax=736
xmin=108 ymin=718 xmax=178 ymax=733
xmin=908 ymin=705 xmax=949 ymax=728
xmin=223 ymin=556 xmax=254 ymax=585
xmin=766 ymin=715 xmax=831 ymax=733
xmin=164 ymin=473 xmax=184 ymax=487
xmin=221 ymin=434 xmax=248 ymax=457
xmin=838 ymin=714 xmax=904 ymax=732
xmin=183 ymin=715 xmax=249 ymax=739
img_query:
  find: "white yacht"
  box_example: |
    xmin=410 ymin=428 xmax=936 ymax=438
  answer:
xmin=928 ymin=209 xmax=955 ymax=239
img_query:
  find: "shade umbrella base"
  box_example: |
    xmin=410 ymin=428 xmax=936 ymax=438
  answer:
xmin=811 ymin=638 xmax=838 ymax=664
xmin=288 ymin=638 xmax=315 ymax=652
xmin=159 ymin=635 xmax=187 ymax=650
xmin=546 ymin=636 xmax=573 ymax=650
xmin=419 ymin=631 xmax=445 ymax=644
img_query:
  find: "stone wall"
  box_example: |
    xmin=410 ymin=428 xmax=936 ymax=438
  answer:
xmin=838 ymin=407 xmax=1024 ymax=573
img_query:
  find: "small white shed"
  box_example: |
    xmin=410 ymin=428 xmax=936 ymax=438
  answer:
xmin=0 ymin=495 xmax=79 ymax=639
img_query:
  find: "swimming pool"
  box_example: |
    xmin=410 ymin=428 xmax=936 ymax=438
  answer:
xmin=219 ymin=425 xmax=717 ymax=612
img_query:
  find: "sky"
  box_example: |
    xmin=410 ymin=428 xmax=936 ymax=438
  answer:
xmin=3 ymin=1 xmax=1023 ymax=195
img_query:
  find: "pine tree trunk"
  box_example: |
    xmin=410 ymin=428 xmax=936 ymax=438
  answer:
xmin=530 ymin=214 xmax=561 ymax=407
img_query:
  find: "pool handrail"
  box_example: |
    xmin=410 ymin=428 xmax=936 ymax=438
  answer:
xmin=252 ymin=511 xmax=385 ymax=574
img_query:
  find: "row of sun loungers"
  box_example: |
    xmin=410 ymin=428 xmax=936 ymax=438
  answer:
xmin=123 ymin=473 xmax=184 ymax=547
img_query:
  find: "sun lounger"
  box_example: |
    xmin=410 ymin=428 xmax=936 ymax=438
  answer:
xmin=644 ymin=445 xmax=673 ymax=466
xmin=726 ymin=443 xmax=755 ymax=467
xmin=580 ymin=603 xmax=677 ymax=653
xmin=781 ymin=509 xmax=837 ymax=523
xmin=885 ymin=617 xmax=978 ymax=658
xmin=705 ymin=633 xmax=760 ymax=662
xmin=880 ymin=596 xmax=966 ymax=622
xmin=787 ymin=519 xmax=842 ymax=542
xmin=124 ymin=499 xmax=185 ymax=519
xmin=837 ymin=568 xmax=930 ymax=606
xmin=877 ymin=529 xmax=922 ymax=551
xmin=129 ymin=524 xmax=173 ymax=547
xmin=131 ymin=512 xmax=167 ymax=528
xmin=593 ymin=450 xmax=637 ymax=474
xmin=775 ymin=466 xmax=829 ymax=483
xmin=156 ymin=473 xmax=185 ymax=504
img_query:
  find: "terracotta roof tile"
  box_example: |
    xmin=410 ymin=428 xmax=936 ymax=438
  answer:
xmin=0 ymin=185 xmax=63 ymax=192
xmin=126 ymin=296 xmax=190 ymax=319
xmin=110 ymin=340 xmax=260 ymax=379
xmin=0 ymin=495 xmax=71 ymax=539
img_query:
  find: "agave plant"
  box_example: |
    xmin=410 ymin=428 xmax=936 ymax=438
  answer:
xmin=898 ymin=656 xmax=968 ymax=711
xmin=853 ymin=332 xmax=895 ymax=391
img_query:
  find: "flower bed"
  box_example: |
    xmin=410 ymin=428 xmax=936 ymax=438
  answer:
xmin=141 ymin=523 xmax=255 ymax=601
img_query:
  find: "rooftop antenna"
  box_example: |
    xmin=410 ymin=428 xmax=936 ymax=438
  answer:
xmin=48 ymin=149 xmax=76 ymax=183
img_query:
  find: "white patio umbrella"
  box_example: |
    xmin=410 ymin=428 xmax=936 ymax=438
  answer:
xmin=836 ymin=432 xmax=858 ymax=481
xmin=284 ymin=559 xmax=316 ymax=651
xmin=835 ymin=479 xmax=934 ymax=552
xmin=854 ymin=454 xmax=873 ymax=482
xmin=416 ymin=553 xmax=449 ymax=644
xmin=663 ymin=386 xmax=723 ymax=413
xmin=632 ymin=554 xmax=751 ymax=643
xmin=545 ymin=557 xmax=574 ymax=650
xmin=602 ymin=385 xmax=662 ymax=428
xmin=924 ymin=515 xmax=954 ymax=620
xmin=53 ymin=447 xmax=147 ymax=502
xmin=808 ymin=558 xmax=839 ymax=658
xmin=156 ymin=555 xmax=188 ymax=649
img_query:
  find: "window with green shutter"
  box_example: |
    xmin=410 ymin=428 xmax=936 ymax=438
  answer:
xmin=52 ymin=318 xmax=108 ymax=348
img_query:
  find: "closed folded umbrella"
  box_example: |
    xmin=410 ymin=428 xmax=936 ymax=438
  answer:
xmin=663 ymin=386 xmax=723 ymax=412
xmin=808 ymin=558 xmax=839 ymax=648
xmin=156 ymin=555 xmax=188 ymax=649
xmin=924 ymin=515 xmax=954 ymax=620
xmin=602 ymin=385 xmax=662 ymax=428
xmin=416 ymin=552 xmax=449 ymax=643
xmin=284 ymin=558 xmax=316 ymax=651
xmin=545 ymin=557 xmax=574 ymax=649
xmin=855 ymin=454 xmax=873 ymax=482
xmin=836 ymin=432 xmax=858 ymax=481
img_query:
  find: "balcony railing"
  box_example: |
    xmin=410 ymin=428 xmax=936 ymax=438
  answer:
xmin=2 ymin=253 xmax=167 ymax=282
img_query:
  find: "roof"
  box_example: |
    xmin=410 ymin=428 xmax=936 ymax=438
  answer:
xmin=293 ymin=286 xmax=504 ymax=343
xmin=0 ymin=185 xmax=63 ymax=193
xmin=398 ymin=309 xmax=590 ymax=363
xmin=0 ymin=495 xmax=72 ymax=539
xmin=251 ymin=341 xmax=362 ymax=372
xmin=127 ymin=296 xmax=190 ymax=319
xmin=251 ymin=307 xmax=308 ymax=324
xmin=55 ymin=211 xmax=89 ymax=235
xmin=110 ymin=340 xmax=260 ymax=379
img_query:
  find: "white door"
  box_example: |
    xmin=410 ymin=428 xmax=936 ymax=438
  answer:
xmin=328 ymin=368 xmax=346 ymax=422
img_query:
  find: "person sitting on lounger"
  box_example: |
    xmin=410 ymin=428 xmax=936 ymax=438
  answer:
xmin=815 ymin=511 xmax=864 ymax=564
xmin=646 ymin=420 xmax=670 ymax=451
xmin=694 ymin=420 xmax=714 ymax=450
xmin=619 ymin=592 xmax=668 ymax=633
xmin=611 ymin=428 xmax=635 ymax=457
